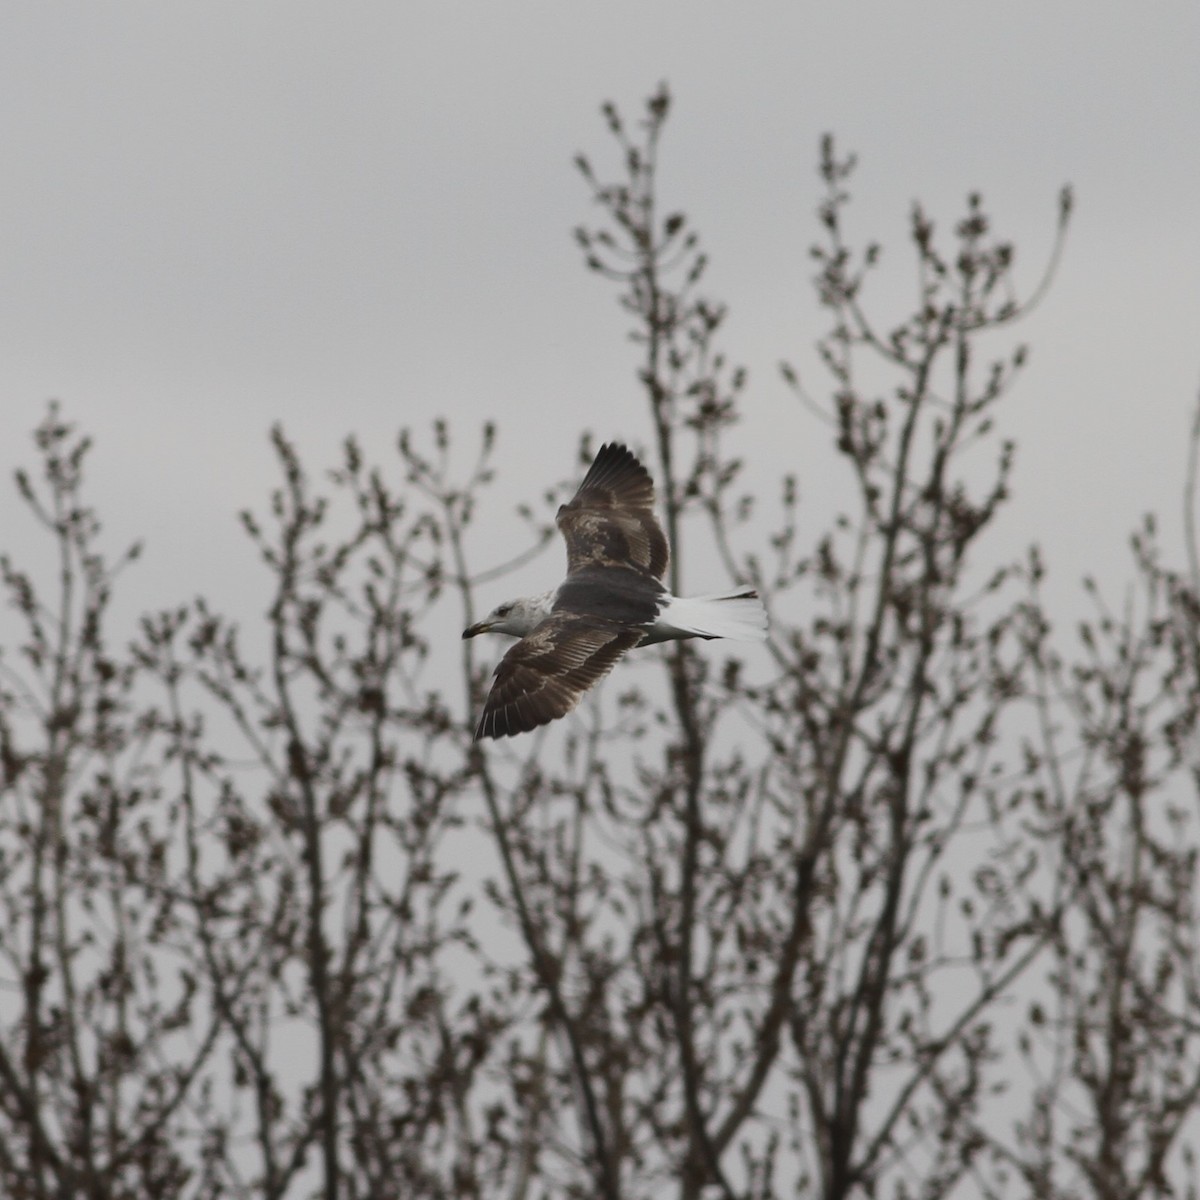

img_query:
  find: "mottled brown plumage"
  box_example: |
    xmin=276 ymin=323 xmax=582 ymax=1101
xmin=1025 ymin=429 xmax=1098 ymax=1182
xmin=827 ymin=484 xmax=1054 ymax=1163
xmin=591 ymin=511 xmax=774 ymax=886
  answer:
xmin=464 ymin=442 xmax=766 ymax=740
xmin=555 ymin=443 xmax=669 ymax=581
xmin=472 ymin=615 xmax=646 ymax=740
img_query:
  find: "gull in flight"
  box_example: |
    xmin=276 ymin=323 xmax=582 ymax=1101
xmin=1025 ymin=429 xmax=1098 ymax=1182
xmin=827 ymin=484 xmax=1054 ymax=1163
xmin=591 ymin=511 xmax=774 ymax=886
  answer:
xmin=464 ymin=442 xmax=767 ymax=739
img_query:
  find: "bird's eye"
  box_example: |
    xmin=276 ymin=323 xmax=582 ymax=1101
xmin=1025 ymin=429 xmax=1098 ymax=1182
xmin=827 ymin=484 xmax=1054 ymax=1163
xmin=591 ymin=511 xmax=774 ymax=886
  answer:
xmin=496 ymin=604 xmax=511 ymax=617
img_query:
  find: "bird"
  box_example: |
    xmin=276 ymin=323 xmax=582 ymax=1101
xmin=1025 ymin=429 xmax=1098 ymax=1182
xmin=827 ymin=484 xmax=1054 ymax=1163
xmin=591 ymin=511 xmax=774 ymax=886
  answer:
xmin=463 ymin=442 xmax=767 ymax=739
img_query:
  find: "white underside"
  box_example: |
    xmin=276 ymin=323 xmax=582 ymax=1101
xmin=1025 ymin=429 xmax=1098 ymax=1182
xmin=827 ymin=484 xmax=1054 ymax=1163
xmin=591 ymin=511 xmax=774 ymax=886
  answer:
xmin=643 ymin=589 xmax=768 ymax=645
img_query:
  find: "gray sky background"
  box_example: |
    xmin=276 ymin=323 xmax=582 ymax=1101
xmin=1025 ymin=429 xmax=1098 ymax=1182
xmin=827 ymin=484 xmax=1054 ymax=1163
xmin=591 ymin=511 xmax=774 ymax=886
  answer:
xmin=2 ymin=4 xmax=1198 ymax=640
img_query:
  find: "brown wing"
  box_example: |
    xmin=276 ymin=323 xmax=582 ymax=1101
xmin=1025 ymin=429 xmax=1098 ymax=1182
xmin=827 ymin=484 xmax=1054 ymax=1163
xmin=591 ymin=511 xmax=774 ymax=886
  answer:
xmin=474 ymin=614 xmax=645 ymax=740
xmin=556 ymin=443 xmax=669 ymax=581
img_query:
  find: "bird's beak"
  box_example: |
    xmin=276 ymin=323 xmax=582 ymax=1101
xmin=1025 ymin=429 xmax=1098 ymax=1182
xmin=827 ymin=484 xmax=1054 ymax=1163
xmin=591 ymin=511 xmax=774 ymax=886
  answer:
xmin=462 ymin=621 xmax=491 ymax=639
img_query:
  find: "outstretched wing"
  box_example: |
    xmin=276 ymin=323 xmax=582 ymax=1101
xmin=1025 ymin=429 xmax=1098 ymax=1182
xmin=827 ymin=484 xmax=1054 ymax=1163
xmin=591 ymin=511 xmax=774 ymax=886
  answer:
xmin=474 ymin=614 xmax=645 ymax=740
xmin=556 ymin=443 xmax=669 ymax=582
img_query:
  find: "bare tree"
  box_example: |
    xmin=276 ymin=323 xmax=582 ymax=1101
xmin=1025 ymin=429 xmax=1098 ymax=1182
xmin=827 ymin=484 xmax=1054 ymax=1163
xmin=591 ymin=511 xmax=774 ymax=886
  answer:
xmin=456 ymin=86 xmax=1075 ymax=1199
xmin=987 ymin=491 xmax=1200 ymax=1198
xmin=0 ymin=406 xmax=222 ymax=1198
xmin=135 ymin=425 xmax=521 ymax=1199
xmin=7 ymin=83 xmax=1200 ymax=1200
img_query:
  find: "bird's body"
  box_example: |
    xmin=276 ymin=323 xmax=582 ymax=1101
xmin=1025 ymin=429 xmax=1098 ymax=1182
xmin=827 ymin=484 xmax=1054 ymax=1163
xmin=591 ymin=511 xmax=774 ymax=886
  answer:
xmin=475 ymin=586 xmax=766 ymax=646
xmin=464 ymin=443 xmax=767 ymax=739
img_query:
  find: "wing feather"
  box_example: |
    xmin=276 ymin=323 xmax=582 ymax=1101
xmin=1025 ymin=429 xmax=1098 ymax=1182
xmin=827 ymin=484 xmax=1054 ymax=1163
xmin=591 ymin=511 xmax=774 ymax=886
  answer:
xmin=474 ymin=614 xmax=645 ymax=740
xmin=556 ymin=443 xmax=668 ymax=581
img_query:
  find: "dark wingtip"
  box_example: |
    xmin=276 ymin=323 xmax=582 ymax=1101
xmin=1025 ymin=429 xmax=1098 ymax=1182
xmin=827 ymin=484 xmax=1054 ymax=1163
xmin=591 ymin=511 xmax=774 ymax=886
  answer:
xmin=474 ymin=695 xmax=558 ymax=741
xmin=473 ymin=714 xmax=516 ymax=741
xmin=595 ymin=441 xmax=636 ymax=466
xmin=579 ymin=442 xmax=653 ymax=497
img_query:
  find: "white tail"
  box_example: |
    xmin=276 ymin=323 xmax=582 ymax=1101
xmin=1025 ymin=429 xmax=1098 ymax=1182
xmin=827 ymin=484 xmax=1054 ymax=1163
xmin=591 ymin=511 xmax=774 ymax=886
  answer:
xmin=647 ymin=588 xmax=768 ymax=644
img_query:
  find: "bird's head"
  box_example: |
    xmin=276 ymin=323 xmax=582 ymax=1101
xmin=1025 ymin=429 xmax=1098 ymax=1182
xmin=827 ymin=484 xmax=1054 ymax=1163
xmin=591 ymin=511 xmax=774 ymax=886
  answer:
xmin=462 ymin=594 xmax=552 ymax=640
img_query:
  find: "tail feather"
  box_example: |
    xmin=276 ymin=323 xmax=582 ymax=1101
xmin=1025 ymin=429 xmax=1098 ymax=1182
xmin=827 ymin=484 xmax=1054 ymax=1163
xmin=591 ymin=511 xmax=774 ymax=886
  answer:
xmin=648 ymin=588 xmax=767 ymax=644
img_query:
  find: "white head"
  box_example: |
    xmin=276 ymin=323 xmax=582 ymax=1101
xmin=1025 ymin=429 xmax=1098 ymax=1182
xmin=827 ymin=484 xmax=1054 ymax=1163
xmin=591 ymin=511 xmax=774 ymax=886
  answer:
xmin=462 ymin=591 xmax=556 ymax=640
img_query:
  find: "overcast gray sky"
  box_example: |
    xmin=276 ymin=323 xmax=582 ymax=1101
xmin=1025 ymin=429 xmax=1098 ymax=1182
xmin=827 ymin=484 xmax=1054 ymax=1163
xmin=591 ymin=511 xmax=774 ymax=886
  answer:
xmin=2 ymin=4 xmax=1198 ymax=633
